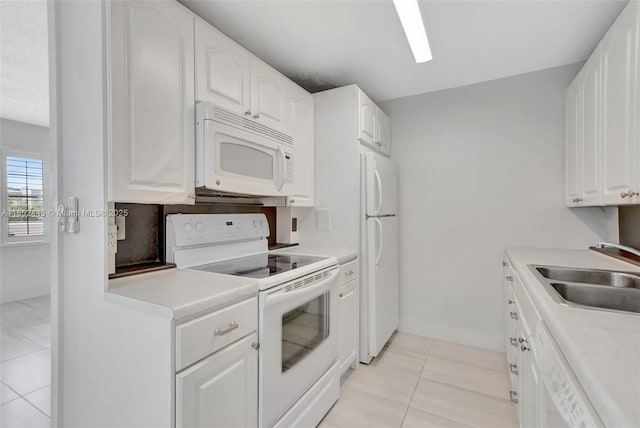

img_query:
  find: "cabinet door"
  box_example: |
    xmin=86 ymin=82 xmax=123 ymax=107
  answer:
xmin=176 ymin=333 xmax=258 ymax=428
xmin=250 ymin=57 xmax=289 ymax=133
xmin=357 ymin=89 xmax=377 ymax=147
xmin=194 ymin=18 xmax=251 ymax=115
xmin=376 ymin=108 xmax=391 ymax=156
xmin=579 ymin=50 xmax=601 ymax=206
xmin=601 ymin=3 xmax=639 ymax=205
xmin=284 ymin=84 xmax=314 ymax=206
xmin=108 ymin=1 xmax=195 ymax=204
xmin=565 ymin=77 xmax=582 ymax=206
xmin=338 ymin=279 xmax=358 ymax=376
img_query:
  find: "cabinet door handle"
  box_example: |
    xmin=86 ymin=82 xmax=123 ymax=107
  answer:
xmin=502 ymin=261 xmax=508 ymax=267
xmin=509 ymin=364 xmax=519 ymax=375
xmin=509 ymin=390 xmax=519 ymax=404
xmin=339 ymin=293 xmax=344 ymax=298
xmin=244 ymin=110 xmax=252 ymax=116
xmin=505 ymin=275 xmax=513 ymax=282
xmin=510 ymin=337 xmax=518 ymax=347
xmin=253 ymin=114 xmax=260 ymax=119
xmin=572 ymin=197 xmax=583 ymax=203
xmin=621 ymin=190 xmax=639 ymax=198
xmin=251 ymin=342 xmax=260 ymax=350
xmin=521 ymin=343 xmax=530 ymax=352
xmin=510 ymin=311 xmax=518 ymax=320
xmin=214 ymin=321 xmax=239 ymax=336
xmin=508 ymin=299 xmax=514 ymax=305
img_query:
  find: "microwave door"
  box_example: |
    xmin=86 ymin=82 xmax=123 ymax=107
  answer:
xmin=203 ymin=120 xmax=283 ymax=196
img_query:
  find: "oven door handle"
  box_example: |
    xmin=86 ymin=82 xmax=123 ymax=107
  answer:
xmin=264 ymin=268 xmax=339 ymax=307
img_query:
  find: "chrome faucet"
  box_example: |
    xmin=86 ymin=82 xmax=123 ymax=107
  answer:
xmin=595 ymin=242 xmax=640 ymax=258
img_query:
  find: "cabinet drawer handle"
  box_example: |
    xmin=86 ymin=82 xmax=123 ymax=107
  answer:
xmin=244 ymin=110 xmax=252 ymax=116
xmin=510 ymin=337 xmax=518 ymax=347
xmin=509 ymin=390 xmax=519 ymax=404
xmin=214 ymin=321 xmax=239 ymax=336
xmin=621 ymin=190 xmax=639 ymax=198
xmin=505 ymin=275 xmax=513 ymax=282
xmin=509 ymin=311 xmax=518 ymax=320
xmin=509 ymin=364 xmax=518 ymax=375
xmin=253 ymin=114 xmax=260 ymax=119
xmin=345 ymin=270 xmax=354 ymax=277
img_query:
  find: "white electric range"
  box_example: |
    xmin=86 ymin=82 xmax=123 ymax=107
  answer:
xmin=166 ymin=213 xmax=341 ymax=428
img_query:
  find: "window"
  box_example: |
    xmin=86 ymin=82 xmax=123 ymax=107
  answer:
xmin=3 ymin=152 xmax=45 ymax=242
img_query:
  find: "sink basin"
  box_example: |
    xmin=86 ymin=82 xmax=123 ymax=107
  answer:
xmin=550 ymin=282 xmax=640 ymax=313
xmin=529 ymin=265 xmax=640 ymax=314
xmin=535 ymin=266 xmax=640 ymax=288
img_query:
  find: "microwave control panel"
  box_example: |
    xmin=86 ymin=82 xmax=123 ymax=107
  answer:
xmin=284 ymin=153 xmax=293 ymax=183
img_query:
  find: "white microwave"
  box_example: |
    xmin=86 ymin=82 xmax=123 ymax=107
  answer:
xmin=195 ymin=102 xmax=293 ymax=197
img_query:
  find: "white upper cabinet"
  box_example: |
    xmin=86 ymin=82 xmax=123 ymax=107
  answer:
xmin=579 ymin=50 xmax=601 ymax=206
xmin=284 ymin=83 xmax=315 ymax=206
xmin=357 ymin=88 xmax=392 ymax=156
xmin=376 ymin=107 xmax=391 ymax=156
xmin=565 ymin=77 xmax=581 ymax=206
xmin=601 ymin=1 xmax=640 ymax=205
xmin=565 ymin=0 xmax=639 ymax=207
xmin=357 ymin=89 xmax=377 ymax=147
xmin=108 ymin=0 xmax=195 ymax=204
xmin=250 ymin=57 xmax=290 ymax=134
xmin=195 ymin=18 xmax=251 ymax=116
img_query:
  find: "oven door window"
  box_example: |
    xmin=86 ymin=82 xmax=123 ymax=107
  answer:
xmin=281 ymin=291 xmax=330 ymax=372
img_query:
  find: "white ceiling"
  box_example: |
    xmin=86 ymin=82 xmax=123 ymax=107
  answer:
xmin=0 ymin=0 xmax=49 ymax=127
xmin=180 ymin=0 xmax=628 ymax=102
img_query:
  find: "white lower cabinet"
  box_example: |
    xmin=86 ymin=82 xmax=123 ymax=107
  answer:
xmin=338 ymin=259 xmax=359 ymax=376
xmin=503 ymin=259 xmax=544 ymax=427
xmin=175 ymin=297 xmax=258 ymax=428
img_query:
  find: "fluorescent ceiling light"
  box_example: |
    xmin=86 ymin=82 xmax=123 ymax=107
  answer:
xmin=392 ymin=0 xmax=432 ymax=63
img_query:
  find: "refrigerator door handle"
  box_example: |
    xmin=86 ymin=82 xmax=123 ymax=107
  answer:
xmin=374 ymin=217 xmax=383 ymax=265
xmin=374 ymin=168 xmax=383 ymax=215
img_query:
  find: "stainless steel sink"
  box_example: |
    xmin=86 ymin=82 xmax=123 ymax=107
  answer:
xmin=529 ymin=265 xmax=640 ymax=314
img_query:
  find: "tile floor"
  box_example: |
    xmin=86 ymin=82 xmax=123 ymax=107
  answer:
xmin=319 ymin=332 xmax=517 ymax=428
xmin=0 ymin=295 xmax=51 ymax=428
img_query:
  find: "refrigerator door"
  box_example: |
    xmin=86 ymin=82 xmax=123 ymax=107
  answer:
xmin=361 ymin=215 xmax=399 ymax=361
xmin=364 ymin=152 xmax=398 ymax=216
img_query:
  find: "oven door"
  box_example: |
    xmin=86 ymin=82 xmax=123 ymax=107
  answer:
xmin=259 ymin=267 xmax=339 ymax=428
xmin=199 ymin=119 xmax=291 ymax=196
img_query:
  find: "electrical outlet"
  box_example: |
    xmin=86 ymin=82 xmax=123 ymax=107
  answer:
xmin=115 ymin=215 xmax=126 ymax=240
xmin=108 ymin=224 xmax=118 ymax=254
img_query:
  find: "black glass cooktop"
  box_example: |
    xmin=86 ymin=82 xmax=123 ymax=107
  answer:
xmin=191 ymin=253 xmax=328 ymax=279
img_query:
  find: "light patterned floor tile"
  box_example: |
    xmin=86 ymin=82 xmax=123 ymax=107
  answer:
xmin=0 ymin=382 xmax=19 ymax=405
xmin=388 ymin=332 xmax=434 ymax=356
xmin=372 ymin=346 xmax=427 ymax=375
xmin=24 ymin=385 xmax=50 ymax=417
xmin=0 ymin=333 xmax=43 ymax=362
xmin=15 ymin=324 xmax=51 ymax=348
xmin=410 ymin=378 xmax=517 ymax=428
xmin=0 ymin=397 xmax=50 ymax=427
xmin=422 ymin=356 xmax=510 ymax=400
xmin=0 ymin=349 xmax=51 ymax=395
xmin=430 ymin=340 xmax=507 ymax=373
xmin=345 ymin=363 xmax=419 ymax=405
xmin=401 ymin=407 xmax=472 ymax=428
xmin=323 ymin=385 xmax=407 ymax=428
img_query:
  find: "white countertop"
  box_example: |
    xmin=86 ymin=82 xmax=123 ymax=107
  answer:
xmin=505 ymin=247 xmax=640 ymax=428
xmin=107 ymin=268 xmax=258 ymax=320
xmin=272 ymin=246 xmax=358 ymax=265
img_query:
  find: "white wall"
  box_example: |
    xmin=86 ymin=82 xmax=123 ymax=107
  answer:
xmin=0 ymin=118 xmax=50 ymax=303
xmin=379 ymin=63 xmax=618 ymax=351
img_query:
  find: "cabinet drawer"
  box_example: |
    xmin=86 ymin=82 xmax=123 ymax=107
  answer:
xmin=176 ymin=297 xmax=257 ymax=371
xmin=339 ymin=259 xmax=359 ymax=286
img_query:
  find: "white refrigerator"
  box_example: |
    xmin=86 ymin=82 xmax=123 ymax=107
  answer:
xmin=360 ymin=151 xmax=400 ymax=363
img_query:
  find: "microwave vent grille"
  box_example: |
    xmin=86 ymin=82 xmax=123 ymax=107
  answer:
xmin=284 ymin=270 xmax=329 ymax=293
xmin=214 ymin=107 xmax=293 ymax=146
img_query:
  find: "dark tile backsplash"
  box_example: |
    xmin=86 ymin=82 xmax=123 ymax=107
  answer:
xmin=619 ymin=206 xmax=640 ymax=250
xmin=114 ymin=202 xmax=276 ymax=268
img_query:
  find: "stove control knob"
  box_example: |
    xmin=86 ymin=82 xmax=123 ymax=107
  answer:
xmin=259 ymin=219 xmax=266 ymax=228
xmin=195 ymin=222 xmax=204 ymax=232
xmin=184 ymin=222 xmax=193 ymax=232
xmin=253 ymin=220 xmax=259 ymax=228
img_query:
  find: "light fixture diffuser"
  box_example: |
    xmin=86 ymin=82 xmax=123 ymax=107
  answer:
xmin=392 ymin=0 xmax=432 ymax=63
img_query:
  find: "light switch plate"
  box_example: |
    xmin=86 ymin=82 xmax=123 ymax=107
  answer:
xmin=316 ymin=209 xmax=331 ymax=231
